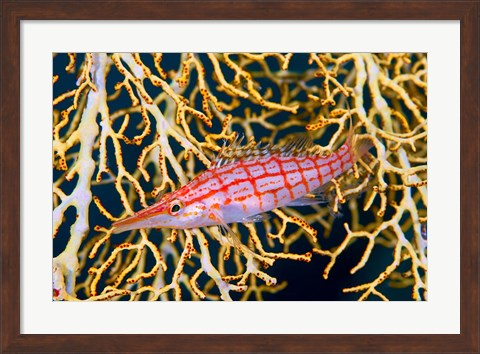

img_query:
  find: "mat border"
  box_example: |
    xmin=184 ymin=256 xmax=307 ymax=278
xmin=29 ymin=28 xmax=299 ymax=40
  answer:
xmin=1 ymin=1 xmax=478 ymax=353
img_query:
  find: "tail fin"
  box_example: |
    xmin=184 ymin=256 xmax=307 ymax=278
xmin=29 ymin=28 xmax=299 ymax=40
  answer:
xmin=352 ymin=135 xmax=374 ymax=162
xmin=345 ymin=101 xmax=373 ymax=161
xmin=345 ymin=101 xmax=354 ymax=148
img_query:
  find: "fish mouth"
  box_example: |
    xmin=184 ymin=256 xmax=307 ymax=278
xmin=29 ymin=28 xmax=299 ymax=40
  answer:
xmin=111 ymin=203 xmax=167 ymax=234
xmin=111 ymin=214 xmax=146 ymax=234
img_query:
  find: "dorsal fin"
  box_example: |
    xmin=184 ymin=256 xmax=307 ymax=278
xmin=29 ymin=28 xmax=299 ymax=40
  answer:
xmin=213 ymin=133 xmax=324 ymax=168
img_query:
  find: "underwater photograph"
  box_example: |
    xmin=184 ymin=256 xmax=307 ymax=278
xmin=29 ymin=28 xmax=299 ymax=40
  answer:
xmin=52 ymin=52 xmax=427 ymax=301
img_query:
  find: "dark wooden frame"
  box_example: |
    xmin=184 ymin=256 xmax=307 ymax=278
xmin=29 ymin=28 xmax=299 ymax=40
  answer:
xmin=1 ymin=1 xmax=478 ymax=353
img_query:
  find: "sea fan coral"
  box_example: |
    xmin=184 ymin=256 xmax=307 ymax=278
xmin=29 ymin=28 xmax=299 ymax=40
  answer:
xmin=52 ymin=52 xmax=427 ymax=301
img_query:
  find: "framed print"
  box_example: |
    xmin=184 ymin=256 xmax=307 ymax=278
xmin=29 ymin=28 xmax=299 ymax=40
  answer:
xmin=51 ymin=50 xmax=428 ymax=304
xmin=1 ymin=1 xmax=478 ymax=353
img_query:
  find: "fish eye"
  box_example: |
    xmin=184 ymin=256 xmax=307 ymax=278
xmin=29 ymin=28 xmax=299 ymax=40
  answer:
xmin=169 ymin=201 xmax=183 ymax=215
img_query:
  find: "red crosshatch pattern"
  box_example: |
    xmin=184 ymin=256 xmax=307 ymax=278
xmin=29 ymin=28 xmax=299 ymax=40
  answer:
xmin=111 ymin=136 xmax=361 ymax=233
xmin=179 ymin=143 xmax=354 ymax=217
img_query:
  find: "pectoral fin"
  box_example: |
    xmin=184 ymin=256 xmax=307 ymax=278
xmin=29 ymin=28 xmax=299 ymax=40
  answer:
xmin=241 ymin=213 xmax=270 ymax=223
xmin=209 ymin=209 xmax=251 ymax=256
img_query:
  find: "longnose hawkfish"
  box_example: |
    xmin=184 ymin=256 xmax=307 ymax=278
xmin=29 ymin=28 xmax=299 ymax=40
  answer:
xmin=112 ymin=126 xmax=372 ymax=251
